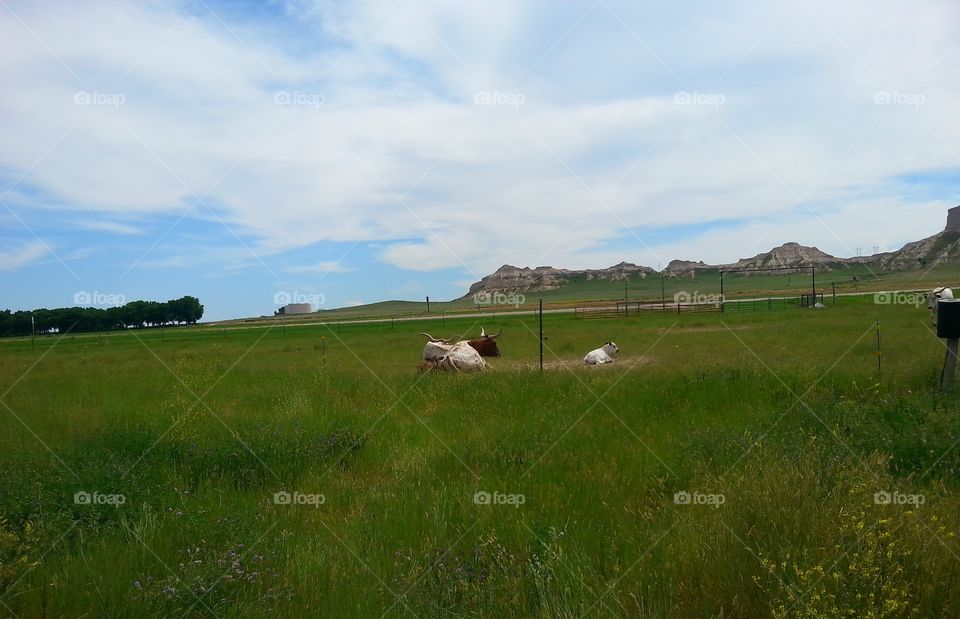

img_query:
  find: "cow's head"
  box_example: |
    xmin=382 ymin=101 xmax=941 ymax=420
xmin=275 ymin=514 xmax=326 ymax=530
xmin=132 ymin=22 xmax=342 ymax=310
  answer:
xmin=467 ymin=326 xmax=502 ymax=357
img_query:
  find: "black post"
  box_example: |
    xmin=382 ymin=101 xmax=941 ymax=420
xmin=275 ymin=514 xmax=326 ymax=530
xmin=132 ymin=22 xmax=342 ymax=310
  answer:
xmin=811 ymin=266 xmax=816 ymax=305
xmin=719 ymin=271 xmax=725 ymax=313
xmin=539 ymin=299 xmax=543 ymax=371
xmin=876 ymin=319 xmax=882 ymax=380
xmin=660 ymin=271 xmax=665 ymax=311
xmin=426 ymin=296 xmax=431 ymax=314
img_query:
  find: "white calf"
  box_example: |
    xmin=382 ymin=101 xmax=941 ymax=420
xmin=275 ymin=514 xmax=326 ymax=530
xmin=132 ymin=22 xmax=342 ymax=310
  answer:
xmin=928 ymin=287 xmax=954 ymax=325
xmin=583 ymin=342 xmax=620 ymax=365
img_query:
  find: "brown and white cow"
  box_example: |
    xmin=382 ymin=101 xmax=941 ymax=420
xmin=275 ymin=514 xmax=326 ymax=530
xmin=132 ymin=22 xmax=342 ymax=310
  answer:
xmin=419 ymin=327 xmax=502 ymax=372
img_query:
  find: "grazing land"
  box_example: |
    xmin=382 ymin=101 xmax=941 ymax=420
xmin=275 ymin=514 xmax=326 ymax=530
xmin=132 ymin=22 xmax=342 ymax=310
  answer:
xmin=1 ymin=297 xmax=959 ymax=617
xmin=237 ymin=264 xmax=960 ymax=323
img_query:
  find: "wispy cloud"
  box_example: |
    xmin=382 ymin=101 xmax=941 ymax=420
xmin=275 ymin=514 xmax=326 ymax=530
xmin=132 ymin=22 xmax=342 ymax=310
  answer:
xmin=286 ymin=261 xmax=354 ymax=274
xmin=0 ymin=240 xmax=48 ymax=272
xmin=70 ymin=220 xmax=145 ymax=235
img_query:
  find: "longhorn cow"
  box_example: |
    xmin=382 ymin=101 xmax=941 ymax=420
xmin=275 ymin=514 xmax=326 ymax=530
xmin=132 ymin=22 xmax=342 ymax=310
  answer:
xmin=419 ymin=327 xmax=502 ymax=372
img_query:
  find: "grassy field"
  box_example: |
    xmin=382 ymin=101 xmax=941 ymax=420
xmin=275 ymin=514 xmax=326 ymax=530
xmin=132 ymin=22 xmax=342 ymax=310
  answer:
xmin=242 ymin=264 xmax=960 ymax=322
xmin=1 ymin=297 xmax=959 ymax=616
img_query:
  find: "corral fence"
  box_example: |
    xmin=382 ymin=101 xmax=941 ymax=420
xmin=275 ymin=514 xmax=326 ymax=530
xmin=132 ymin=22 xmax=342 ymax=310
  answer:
xmin=574 ymin=293 xmax=827 ymax=319
xmin=575 ymin=302 xmax=721 ymax=319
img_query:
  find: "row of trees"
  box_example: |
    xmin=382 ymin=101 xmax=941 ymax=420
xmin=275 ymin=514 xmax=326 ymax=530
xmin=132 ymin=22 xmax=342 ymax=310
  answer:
xmin=0 ymin=296 xmax=204 ymax=337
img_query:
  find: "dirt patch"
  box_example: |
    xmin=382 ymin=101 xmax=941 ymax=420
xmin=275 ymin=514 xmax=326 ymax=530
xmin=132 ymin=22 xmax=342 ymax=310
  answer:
xmin=494 ymin=355 xmax=653 ymax=372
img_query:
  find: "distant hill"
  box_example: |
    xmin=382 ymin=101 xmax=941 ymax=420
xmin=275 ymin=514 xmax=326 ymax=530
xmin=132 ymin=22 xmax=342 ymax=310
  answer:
xmin=466 ymin=262 xmax=656 ymax=297
xmin=464 ymin=206 xmax=960 ymax=295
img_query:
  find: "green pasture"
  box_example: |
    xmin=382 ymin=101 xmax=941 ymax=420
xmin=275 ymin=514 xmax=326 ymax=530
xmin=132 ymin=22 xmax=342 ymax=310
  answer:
xmin=254 ymin=264 xmax=960 ymax=322
xmin=1 ymin=299 xmax=958 ymax=617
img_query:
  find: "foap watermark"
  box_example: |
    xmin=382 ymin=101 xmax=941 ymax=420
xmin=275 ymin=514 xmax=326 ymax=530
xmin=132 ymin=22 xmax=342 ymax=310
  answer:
xmin=273 ymin=291 xmax=325 ymax=307
xmin=674 ymin=90 xmax=725 ymax=108
xmin=74 ymin=90 xmax=126 ymax=108
xmin=874 ymin=490 xmax=925 ymax=506
xmin=873 ymin=90 xmax=925 ymax=107
xmin=474 ymin=291 xmax=525 ymax=307
xmin=674 ymin=291 xmax=724 ymax=304
xmin=273 ymin=90 xmax=325 ymax=108
xmin=673 ymin=490 xmax=725 ymax=508
xmin=874 ymin=291 xmax=925 ymax=307
xmin=74 ymin=490 xmax=126 ymax=506
xmin=273 ymin=490 xmax=325 ymax=507
xmin=74 ymin=290 xmax=126 ymax=307
xmin=474 ymin=90 xmax=525 ymax=108
xmin=473 ymin=490 xmax=525 ymax=508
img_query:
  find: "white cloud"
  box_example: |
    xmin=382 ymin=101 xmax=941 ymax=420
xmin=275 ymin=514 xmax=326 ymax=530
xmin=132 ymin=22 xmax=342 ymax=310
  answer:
xmin=0 ymin=241 xmax=48 ymax=271
xmin=70 ymin=220 xmax=145 ymax=235
xmin=286 ymin=261 xmax=353 ymax=274
xmin=1 ymin=0 xmax=958 ymax=279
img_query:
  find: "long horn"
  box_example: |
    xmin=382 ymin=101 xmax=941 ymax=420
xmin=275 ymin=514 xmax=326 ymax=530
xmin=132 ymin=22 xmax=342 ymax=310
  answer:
xmin=488 ymin=328 xmax=503 ymax=339
xmin=479 ymin=326 xmax=486 ymax=337
xmin=421 ymin=333 xmax=459 ymax=343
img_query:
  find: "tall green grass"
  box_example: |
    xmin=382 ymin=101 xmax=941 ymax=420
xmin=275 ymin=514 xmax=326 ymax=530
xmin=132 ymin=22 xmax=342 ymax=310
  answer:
xmin=0 ymin=303 xmax=957 ymax=616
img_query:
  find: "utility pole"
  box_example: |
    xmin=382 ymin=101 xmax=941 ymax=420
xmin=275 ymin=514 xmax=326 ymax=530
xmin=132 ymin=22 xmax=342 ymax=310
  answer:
xmin=660 ymin=270 xmax=666 ymax=311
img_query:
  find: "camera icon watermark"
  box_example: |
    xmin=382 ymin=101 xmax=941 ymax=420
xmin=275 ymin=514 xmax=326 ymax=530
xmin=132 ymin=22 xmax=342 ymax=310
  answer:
xmin=273 ymin=291 xmax=325 ymax=307
xmin=273 ymin=90 xmax=325 ymax=108
xmin=74 ymin=90 xmax=126 ymax=108
xmin=673 ymin=490 xmax=725 ymax=508
xmin=273 ymin=490 xmax=325 ymax=507
xmin=474 ymin=90 xmax=526 ymax=108
xmin=473 ymin=291 xmax=525 ymax=307
xmin=73 ymin=290 xmax=126 ymax=307
xmin=74 ymin=490 xmax=126 ymax=506
xmin=674 ymin=291 xmax=724 ymax=304
xmin=873 ymin=90 xmax=925 ymax=107
xmin=473 ymin=490 xmax=525 ymax=508
xmin=873 ymin=490 xmax=924 ymax=506
xmin=674 ymin=90 xmax=725 ymax=108
xmin=873 ymin=291 xmax=925 ymax=307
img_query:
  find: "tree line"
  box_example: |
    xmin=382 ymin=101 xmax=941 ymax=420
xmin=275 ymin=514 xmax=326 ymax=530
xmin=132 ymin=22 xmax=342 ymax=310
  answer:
xmin=0 ymin=296 xmax=204 ymax=337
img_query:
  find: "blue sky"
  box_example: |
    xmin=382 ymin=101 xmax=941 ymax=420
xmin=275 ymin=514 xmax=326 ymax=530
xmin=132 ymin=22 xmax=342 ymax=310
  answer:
xmin=2 ymin=0 xmax=959 ymax=321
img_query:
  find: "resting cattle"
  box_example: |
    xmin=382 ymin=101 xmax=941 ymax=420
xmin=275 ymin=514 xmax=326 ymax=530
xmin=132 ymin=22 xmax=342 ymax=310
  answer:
xmin=928 ymin=287 xmax=954 ymax=325
xmin=465 ymin=327 xmax=502 ymax=357
xmin=583 ymin=342 xmax=620 ymax=365
xmin=419 ymin=327 xmax=502 ymax=372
